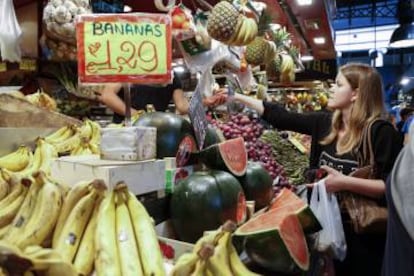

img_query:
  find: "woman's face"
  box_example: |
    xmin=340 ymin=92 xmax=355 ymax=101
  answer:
xmin=328 ymin=72 xmax=356 ymax=110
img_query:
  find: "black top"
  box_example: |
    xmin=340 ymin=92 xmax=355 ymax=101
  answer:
xmin=262 ymin=101 xmax=402 ymax=180
xmin=113 ymin=75 xmax=182 ymax=123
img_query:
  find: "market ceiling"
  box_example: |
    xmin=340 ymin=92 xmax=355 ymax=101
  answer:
xmin=13 ymin=0 xmax=338 ymax=60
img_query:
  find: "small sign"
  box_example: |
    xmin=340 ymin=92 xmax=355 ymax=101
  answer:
xmin=188 ymin=84 xmax=208 ymax=150
xmin=0 ymin=62 xmax=6 ymax=72
xmin=76 ymin=13 xmax=172 ymax=84
xmin=19 ymin=59 xmax=36 ymax=71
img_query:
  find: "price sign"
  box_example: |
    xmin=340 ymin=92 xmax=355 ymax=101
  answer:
xmin=188 ymin=84 xmax=208 ymax=150
xmin=19 ymin=59 xmax=36 ymax=71
xmin=0 ymin=62 xmax=6 ymax=72
xmin=76 ymin=13 xmax=172 ymax=84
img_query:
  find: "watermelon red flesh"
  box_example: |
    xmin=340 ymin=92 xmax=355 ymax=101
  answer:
xmin=237 ymin=213 xmax=309 ymax=273
xmin=269 ymin=188 xmax=321 ymax=233
xmin=198 ymin=137 xmax=247 ymax=176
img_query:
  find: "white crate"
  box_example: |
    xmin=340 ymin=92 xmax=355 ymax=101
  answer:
xmin=51 ymin=155 xmax=166 ymax=195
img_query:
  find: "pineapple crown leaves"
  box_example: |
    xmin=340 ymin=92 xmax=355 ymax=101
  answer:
xmin=272 ymin=27 xmax=291 ymax=49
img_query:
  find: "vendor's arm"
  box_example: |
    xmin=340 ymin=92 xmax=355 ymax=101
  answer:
xmin=98 ymin=83 xmax=138 ymax=116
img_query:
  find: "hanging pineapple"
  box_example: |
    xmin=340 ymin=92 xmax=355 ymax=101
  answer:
xmin=265 ymin=27 xmax=291 ymax=80
xmin=245 ymin=11 xmax=273 ymax=66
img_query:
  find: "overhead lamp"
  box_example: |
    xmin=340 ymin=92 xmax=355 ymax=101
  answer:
xmin=400 ymin=77 xmax=412 ymax=86
xmin=313 ymin=37 xmax=326 ymax=44
xmin=297 ymin=0 xmax=312 ymax=6
xmin=389 ymin=23 xmax=414 ymax=48
xmin=123 ymin=5 xmax=132 ymax=12
xmin=300 ymin=55 xmax=314 ymax=61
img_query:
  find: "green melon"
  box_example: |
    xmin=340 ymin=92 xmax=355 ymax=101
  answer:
xmin=235 ymin=212 xmax=310 ymax=273
xmin=237 ymin=162 xmax=274 ymax=210
xmin=196 ymin=137 xmax=247 ymax=176
xmin=269 ymin=188 xmax=321 ymax=233
xmin=170 ymin=170 xmax=246 ymax=243
xmin=133 ymin=112 xmax=196 ymax=159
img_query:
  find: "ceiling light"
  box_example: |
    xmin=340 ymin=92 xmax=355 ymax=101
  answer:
xmin=123 ymin=5 xmax=132 ymax=12
xmin=400 ymin=77 xmax=411 ymax=86
xmin=297 ymin=0 xmax=312 ymax=6
xmin=389 ymin=23 xmax=414 ymax=48
xmin=300 ymin=55 xmax=314 ymax=61
xmin=313 ymin=37 xmax=326 ymax=44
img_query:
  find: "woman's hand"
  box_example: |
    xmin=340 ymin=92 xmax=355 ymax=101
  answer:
xmin=320 ymin=165 xmax=348 ymax=193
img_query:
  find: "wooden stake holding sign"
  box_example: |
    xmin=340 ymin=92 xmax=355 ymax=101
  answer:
xmin=76 ymin=13 xmax=173 ymax=125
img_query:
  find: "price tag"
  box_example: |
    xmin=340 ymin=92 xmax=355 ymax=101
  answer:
xmin=0 ymin=62 xmax=6 ymax=72
xmin=188 ymin=84 xmax=208 ymax=150
xmin=19 ymin=59 xmax=36 ymax=71
xmin=76 ymin=13 xmax=172 ymax=84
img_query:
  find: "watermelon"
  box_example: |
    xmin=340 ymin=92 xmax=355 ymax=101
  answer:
xmin=235 ymin=211 xmax=310 ymax=273
xmin=170 ymin=170 xmax=246 ymax=243
xmin=196 ymin=137 xmax=247 ymax=176
xmin=133 ymin=112 xmax=196 ymax=159
xmin=269 ymin=188 xmax=321 ymax=233
xmin=203 ymin=125 xmax=225 ymax=149
xmin=237 ymin=162 xmax=274 ymax=210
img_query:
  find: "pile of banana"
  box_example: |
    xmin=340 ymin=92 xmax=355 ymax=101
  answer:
xmin=45 ymin=119 xmax=101 ymax=156
xmin=1 ymin=171 xmax=64 ymax=249
xmin=95 ymin=182 xmax=165 ymax=276
xmin=0 ymin=241 xmax=77 ymax=276
xmin=52 ymin=179 xmax=106 ymax=276
xmin=172 ymin=221 xmax=260 ymax=276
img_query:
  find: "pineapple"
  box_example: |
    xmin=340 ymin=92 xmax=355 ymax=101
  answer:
xmin=265 ymin=54 xmax=282 ymax=80
xmin=245 ymin=11 xmax=272 ymax=66
xmin=207 ymin=1 xmax=240 ymax=42
xmin=272 ymin=27 xmax=291 ymax=50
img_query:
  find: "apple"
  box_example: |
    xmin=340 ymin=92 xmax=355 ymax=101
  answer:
xmin=172 ymin=14 xmax=186 ymax=29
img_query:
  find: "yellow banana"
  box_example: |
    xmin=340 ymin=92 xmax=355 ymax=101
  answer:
xmin=37 ymin=139 xmax=58 ymax=175
xmin=0 ymin=171 xmax=10 ymax=201
xmin=0 ymin=179 xmax=29 ymax=227
xmin=53 ymin=133 xmax=81 ymax=154
xmin=54 ymin=188 xmax=98 ymax=263
xmin=125 ymin=189 xmax=165 ymax=276
xmin=78 ymin=121 xmax=93 ymax=141
xmin=191 ymin=260 xmax=207 ymax=276
xmin=45 ymin=125 xmax=76 ymax=144
xmin=0 ymin=145 xmax=32 ymax=172
xmin=52 ymin=179 xmax=95 ymax=247
xmin=16 ymin=142 xmax=42 ymax=178
xmin=171 ymin=252 xmax=199 ymax=276
xmin=227 ymin=235 xmax=260 ymax=276
xmin=0 ymin=175 xmax=24 ymax=209
xmin=206 ymin=232 xmax=233 ymax=276
xmin=73 ymin=196 xmax=102 ymax=276
xmin=0 ymin=225 xmax=10 ymax=239
xmin=88 ymin=120 xmax=101 ymax=145
xmin=12 ymin=171 xmax=63 ymax=249
xmin=115 ymin=187 xmax=143 ymax=276
xmin=226 ymin=15 xmax=244 ymax=46
xmin=95 ymin=191 xmax=121 ymax=276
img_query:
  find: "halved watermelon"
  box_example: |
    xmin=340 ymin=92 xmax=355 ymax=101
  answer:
xmin=235 ymin=212 xmax=309 ymax=273
xmin=197 ymin=137 xmax=247 ymax=176
xmin=269 ymin=188 xmax=321 ymax=233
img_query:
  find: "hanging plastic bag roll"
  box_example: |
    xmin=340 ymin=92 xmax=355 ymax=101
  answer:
xmin=310 ymin=179 xmax=347 ymax=261
xmin=0 ymin=0 xmax=22 ymax=62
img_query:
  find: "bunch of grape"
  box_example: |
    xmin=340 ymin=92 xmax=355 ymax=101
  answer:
xmin=208 ymin=113 xmax=291 ymax=189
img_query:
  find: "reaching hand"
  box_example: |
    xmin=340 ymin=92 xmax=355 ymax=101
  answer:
xmin=319 ymin=165 xmax=347 ymax=193
xmin=203 ymin=88 xmax=228 ymax=107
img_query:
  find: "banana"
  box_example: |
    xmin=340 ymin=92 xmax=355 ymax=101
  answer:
xmin=246 ymin=17 xmax=258 ymax=44
xmin=88 ymin=120 xmax=101 ymax=145
xmin=12 ymin=171 xmax=63 ymax=249
xmin=0 ymin=179 xmax=30 ymax=228
xmin=78 ymin=121 xmax=93 ymax=141
xmin=0 ymin=174 xmax=24 ymax=210
xmin=36 ymin=139 xmax=58 ymax=175
xmin=171 ymin=252 xmax=199 ymax=276
xmin=52 ymin=179 xmax=95 ymax=247
xmin=54 ymin=187 xmax=99 ymax=263
xmin=95 ymin=191 xmax=122 ymax=276
xmin=0 ymin=171 xmax=10 ymax=201
xmin=45 ymin=125 xmax=76 ymax=144
xmin=73 ymin=196 xmax=102 ymax=276
xmin=124 ymin=189 xmax=165 ymax=276
xmin=53 ymin=133 xmax=81 ymax=154
xmin=4 ymin=177 xmax=41 ymax=241
xmin=206 ymin=232 xmax=233 ymax=276
xmin=115 ymin=188 xmax=143 ymax=276
xmin=16 ymin=143 xmax=42 ymax=178
xmin=227 ymin=235 xmax=260 ymax=276
xmin=226 ymin=15 xmax=244 ymax=46
xmin=0 ymin=145 xmax=32 ymax=172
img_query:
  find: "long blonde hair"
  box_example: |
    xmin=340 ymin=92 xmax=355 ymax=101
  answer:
xmin=320 ymin=63 xmax=386 ymax=155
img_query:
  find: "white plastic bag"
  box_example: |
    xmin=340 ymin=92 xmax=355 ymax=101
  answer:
xmin=0 ymin=0 xmax=22 ymax=62
xmin=310 ymin=180 xmax=347 ymax=261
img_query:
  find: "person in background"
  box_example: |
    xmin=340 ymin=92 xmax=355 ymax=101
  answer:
xmin=382 ymin=123 xmax=414 ymax=276
xmin=226 ymin=63 xmax=402 ymax=276
xmin=401 ymin=113 xmax=414 ymax=145
xmin=396 ymin=107 xmax=414 ymax=139
xmin=98 ymin=72 xmax=226 ymax=123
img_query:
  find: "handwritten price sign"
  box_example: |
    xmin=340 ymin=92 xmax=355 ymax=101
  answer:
xmin=76 ymin=13 xmax=172 ymax=84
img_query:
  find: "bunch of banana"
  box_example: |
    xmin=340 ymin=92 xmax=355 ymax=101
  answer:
xmin=78 ymin=119 xmax=101 ymax=146
xmin=280 ymin=54 xmax=296 ymax=84
xmin=70 ymin=137 xmax=100 ymax=156
xmin=6 ymin=171 xmax=64 ymax=249
xmin=53 ymin=179 xmax=106 ymax=268
xmin=25 ymin=90 xmax=58 ymax=112
xmin=226 ymin=16 xmax=258 ymax=46
xmin=0 ymin=145 xmax=33 ymax=172
xmin=45 ymin=124 xmax=81 ymax=154
xmin=172 ymin=221 xmax=261 ymax=276
xmin=95 ymin=182 xmax=166 ymax=276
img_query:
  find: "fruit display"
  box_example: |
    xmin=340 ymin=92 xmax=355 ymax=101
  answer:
xmin=25 ymin=90 xmax=58 ymax=112
xmin=170 ymin=170 xmax=246 ymax=243
xmin=172 ymin=220 xmax=260 ymax=276
xmin=207 ymin=1 xmax=258 ymax=46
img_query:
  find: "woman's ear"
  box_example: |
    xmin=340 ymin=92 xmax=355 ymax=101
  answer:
xmin=350 ymin=88 xmax=358 ymax=102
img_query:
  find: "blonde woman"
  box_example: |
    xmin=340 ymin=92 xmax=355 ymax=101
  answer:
xmin=229 ymin=63 xmax=402 ymax=276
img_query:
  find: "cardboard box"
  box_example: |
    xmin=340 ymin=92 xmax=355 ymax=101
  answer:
xmin=51 ymin=155 xmax=166 ymax=195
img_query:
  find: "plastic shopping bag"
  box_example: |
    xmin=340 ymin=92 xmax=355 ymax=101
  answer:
xmin=310 ymin=180 xmax=347 ymax=261
xmin=0 ymin=0 xmax=22 ymax=62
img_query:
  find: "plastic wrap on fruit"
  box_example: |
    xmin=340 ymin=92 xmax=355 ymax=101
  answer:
xmin=0 ymin=0 xmax=23 ymax=62
xmin=170 ymin=4 xmax=196 ymax=40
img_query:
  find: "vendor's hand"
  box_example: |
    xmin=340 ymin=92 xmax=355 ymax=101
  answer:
xmin=306 ymin=165 xmax=347 ymax=193
xmin=203 ymin=88 xmax=228 ymax=107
